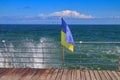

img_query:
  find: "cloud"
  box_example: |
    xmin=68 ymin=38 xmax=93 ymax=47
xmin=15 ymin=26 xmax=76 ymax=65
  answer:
xmin=39 ymin=10 xmax=93 ymax=19
xmin=1 ymin=16 xmax=120 ymax=24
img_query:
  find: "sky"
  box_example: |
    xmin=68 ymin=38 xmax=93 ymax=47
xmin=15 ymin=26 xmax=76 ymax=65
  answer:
xmin=0 ymin=0 xmax=120 ymax=24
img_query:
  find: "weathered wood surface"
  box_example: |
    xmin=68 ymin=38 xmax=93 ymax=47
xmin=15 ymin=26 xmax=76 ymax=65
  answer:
xmin=0 ymin=68 xmax=119 ymax=80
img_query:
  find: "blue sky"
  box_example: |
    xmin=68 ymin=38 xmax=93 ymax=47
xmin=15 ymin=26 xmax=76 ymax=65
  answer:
xmin=0 ymin=0 xmax=120 ymax=24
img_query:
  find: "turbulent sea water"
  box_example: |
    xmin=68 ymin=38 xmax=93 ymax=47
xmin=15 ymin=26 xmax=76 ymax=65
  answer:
xmin=0 ymin=24 xmax=120 ymax=69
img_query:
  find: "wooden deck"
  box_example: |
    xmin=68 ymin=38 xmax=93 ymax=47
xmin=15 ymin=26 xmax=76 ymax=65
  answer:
xmin=0 ymin=68 xmax=119 ymax=80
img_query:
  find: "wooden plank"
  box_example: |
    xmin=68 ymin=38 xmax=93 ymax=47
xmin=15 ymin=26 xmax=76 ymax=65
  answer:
xmin=107 ymin=70 xmax=117 ymax=80
xmin=39 ymin=69 xmax=51 ymax=80
xmin=80 ymin=70 xmax=85 ymax=80
xmin=19 ymin=68 xmax=31 ymax=80
xmin=94 ymin=70 xmax=101 ymax=80
xmin=55 ymin=69 xmax=64 ymax=80
xmin=116 ymin=71 xmax=120 ymax=80
xmin=46 ymin=68 xmax=55 ymax=80
xmin=67 ymin=69 xmax=72 ymax=80
xmin=0 ymin=68 xmax=6 ymax=74
xmin=72 ymin=69 xmax=77 ymax=80
xmin=61 ymin=69 xmax=68 ymax=80
xmin=102 ymin=70 xmax=112 ymax=80
xmin=21 ymin=68 xmax=37 ymax=80
xmin=111 ymin=71 xmax=120 ymax=80
xmin=117 ymin=71 xmax=120 ymax=80
xmin=117 ymin=71 xmax=120 ymax=76
xmin=0 ymin=68 xmax=16 ymax=80
xmin=6 ymin=68 xmax=22 ymax=80
xmin=30 ymin=69 xmax=41 ymax=80
xmin=0 ymin=68 xmax=11 ymax=78
xmin=71 ymin=69 xmax=75 ymax=80
xmin=76 ymin=69 xmax=80 ymax=80
xmin=0 ymin=68 xmax=8 ymax=77
xmin=85 ymin=70 xmax=91 ymax=80
xmin=30 ymin=69 xmax=47 ymax=80
xmin=50 ymin=69 xmax=59 ymax=80
xmin=98 ymin=70 xmax=107 ymax=80
xmin=89 ymin=70 xmax=96 ymax=80
xmin=12 ymin=68 xmax=26 ymax=80
xmin=0 ymin=68 xmax=10 ymax=80
xmin=48 ymin=69 xmax=59 ymax=80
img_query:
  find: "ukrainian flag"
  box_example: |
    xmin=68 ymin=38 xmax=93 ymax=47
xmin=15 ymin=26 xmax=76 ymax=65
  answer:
xmin=61 ymin=18 xmax=74 ymax=52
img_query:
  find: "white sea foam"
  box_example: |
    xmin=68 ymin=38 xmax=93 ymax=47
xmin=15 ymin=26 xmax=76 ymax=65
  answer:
xmin=0 ymin=40 xmax=45 ymax=68
xmin=34 ymin=42 xmax=43 ymax=68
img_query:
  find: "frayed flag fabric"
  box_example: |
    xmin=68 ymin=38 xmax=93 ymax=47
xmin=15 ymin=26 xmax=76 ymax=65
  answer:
xmin=61 ymin=18 xmax=74 ymax=52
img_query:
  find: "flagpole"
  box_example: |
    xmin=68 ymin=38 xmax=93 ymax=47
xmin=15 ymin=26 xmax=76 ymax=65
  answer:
xmin=118 ymin=55 xmax=120 ymax=71
xmin=41 ymin=40 xmax=44 ymax=68
xmin=2 ymin=40 xmax=8 ymax=68
xmin=62 ymin=46 xmax=64 ymax=65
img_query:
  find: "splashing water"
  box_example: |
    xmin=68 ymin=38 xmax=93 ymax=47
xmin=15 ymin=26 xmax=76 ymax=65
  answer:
xmin=0 ymin=37 xmax=60 ymax=68
xmin=0 ymin=40 xmax=43 ymax=68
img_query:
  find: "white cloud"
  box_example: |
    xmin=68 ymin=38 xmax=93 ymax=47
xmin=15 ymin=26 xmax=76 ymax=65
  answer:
xmin=38 ymin=10 xmax=93 ymax=19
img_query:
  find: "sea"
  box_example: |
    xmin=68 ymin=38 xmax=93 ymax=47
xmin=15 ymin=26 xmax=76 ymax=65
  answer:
xmin=0 ymin=24 xmax=120 ymax=69
xmin=0 ymin=24 xmax=120 ymax=41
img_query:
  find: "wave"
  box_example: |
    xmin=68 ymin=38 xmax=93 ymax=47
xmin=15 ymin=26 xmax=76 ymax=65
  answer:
xmin=0 ymin=37 xmax=61 ymax=68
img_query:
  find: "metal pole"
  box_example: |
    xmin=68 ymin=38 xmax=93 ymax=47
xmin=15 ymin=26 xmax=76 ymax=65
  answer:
xmin=41 ymin=41 xmax=44 ymax=68
xmin=79 ymin=41 xmax=83 ymax=69
xmin=80 ymin=47 xmax=82 ymax=69
xmin=119 ymin=56 xmax=120 ymax=71
xmin=62 ymin=46 xmax=64 ymax=65
xmin=118 ymin=49 xmax=120 ymax=71
xmin=2 ymin=40 xmax=8 ymax=68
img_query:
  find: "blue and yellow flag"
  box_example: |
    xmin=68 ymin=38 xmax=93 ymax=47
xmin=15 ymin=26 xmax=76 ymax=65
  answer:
xmin=61 ymin=18 xmax=74 ymax=52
